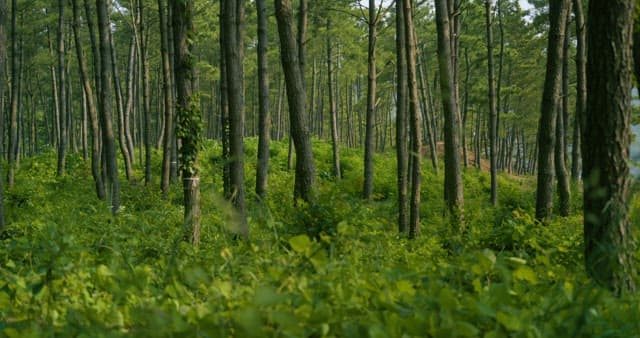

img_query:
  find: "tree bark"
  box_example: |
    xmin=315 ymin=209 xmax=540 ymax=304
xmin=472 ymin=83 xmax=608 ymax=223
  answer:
xmin=224 ymin=0 xmax=248 ymax=238
xmin=583 ymin=0 xmax=636 ymax=293
xmin=326 ymin=18 xmax=341 ymax=179
xmin=396 ymin=0 xmax=408 ymax=234
xmin=485 ymin=0 xmax=498 ymax=206
xmin=97 ymin=0 xmax=120 ymax=215
xmin=436 ymin=0 xmax=464 ymax=230
xmin=363 ymin=0 xmax=379 ymax=199
xmin=72 ymin=0 xmax=105 ymax=199
xmin=7 ymin=0 xmax=18 ymax=187
xmin=56 ymin=0 xmax=67 ymax=176
xmin=172 ymin=0 xmax=202 ymax=244
xmin=571 ymin=0 xmax=585 ymax=180
xmin=535 ymin=0 xmax=569 ymax=221
xmin=403 ymin=0 xmax=422 ymax=238
xmin=275 ymin=0 xmax=317 ymax=204
xmin=0 ymin=0 xmax=6 ymax=229
xmin=138 ymin=0 xmax=151 ymax=185
xmin=556 ymin=4 xmax=572 ymax=216
xmin=255 ymin=0 xmax=270 ymax=200
xmin=158 ymin=0 xmax=174 ymax=198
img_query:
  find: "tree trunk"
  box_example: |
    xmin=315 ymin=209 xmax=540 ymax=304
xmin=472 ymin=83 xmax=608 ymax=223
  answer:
xmin=97 ymin=0 xmax=120 ymax=215
xmin=583 ymin=0 xmax=636 ymax=294
xmin=172 ymin=0 xmax=202 ymax=244
xmin=363 ymin=0 xmax=379 ymax=199
xmin=72 ymin=0 xmax=105 ymax=199
xmin=108 ymin=32 xmax=133 ymax=182
xmin=138 ymin=0 xmax=151 ymax=185
xmin=224 ymin=0 xmax=248 ymax=238
xmin=158 ymin=0 xmax=174 ymax=198
xmin=403 ymin=0 xmax=422 ymax=238
xmin=275 ymin=0 xmax=317 ymax=204
xmin=327 ymin=18 xmax=341 ymax=179
xmin=255 ymin=0 xmax=270 ymax=200
xmin=0 ymin=0 xmax=6 ymax=229
xmin=396 ymin=0 xmax=408 ymax=234
xmin=535 ymin=0 xmax=569 ymax=221
xmin=56 ymin=0 xmax=67 ymax=176
xmin=7 ymin=0 xmax=18 ymax=187
xmin=556 ymin=4 xmax=572 ymax=216
xmin=571 ymin=0 xmax=585 ymax=180
xmin=436 ymin=0 xmax=464 ymax=230
xmin=485 ymin=0 xmax=498 ymax=206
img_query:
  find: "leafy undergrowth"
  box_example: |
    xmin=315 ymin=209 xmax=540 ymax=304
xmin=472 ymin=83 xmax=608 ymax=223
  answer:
xmin=1 ymin=139 xmax=640 ymax=337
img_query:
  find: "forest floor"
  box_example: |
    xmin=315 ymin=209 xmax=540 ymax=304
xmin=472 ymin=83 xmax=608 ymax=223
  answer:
xmin=1 ymin=138 xmax=640 ymax=337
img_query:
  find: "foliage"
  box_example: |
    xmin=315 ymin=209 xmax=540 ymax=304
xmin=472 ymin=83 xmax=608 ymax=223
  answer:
xmin=2 ymin=139 xmax=640 ymax=337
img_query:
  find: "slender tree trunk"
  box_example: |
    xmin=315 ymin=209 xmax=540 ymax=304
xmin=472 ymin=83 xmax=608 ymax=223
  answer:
xmin=363 ymin=0 xmax=379 ymax=199
xmin=7 ymin=0 xmax=18 ymax=187
xmin=109 ymin=26 xmax=133 ymax=182
xmin=255 ymin=0 xmax=270 ymax=200
xmin=172 ymin=0 xmax=201 ymax=244
xmin=535 ymin=0 xmax=569 ymax=221
xmin=123 ymin=35 xmax=137 ymax=165
xmin=224 ymin=0 xmax=248 ymax=238
xmin=485 ymin=0 xmax=498 ymax=205
xmin=220 ymin=1 xmax=232 ymax=197
xmin=158 ymin=0 xmax=174 ymax=197
xmin=0 ymin=0 xmax=6 ymax=229
xmin=327 ymin=18 xmax=341 ymax=179
xmin=556 ymin=4 xmax=572 ymax=216
xmin=136 ymin=0 xmax=151 ymax=185
xmin=56 ymin=0 xmax=67 ymax=176
xmin=417 ymin=48 xmax=438 ymax=172
xmin=571 ymin=0 xmax=585 ymax=180
xmin=97 ymin=0 xmax=120 ymax=215
xmin=275 ymin=0 xmax=317 ymax=204
xmin=72 ymin=0 xmax=105 ymax=199
xmin=461 ymin=47 xmax=470 ymax=168
xmin=436 ymin=0 xmax=464 ymax=230
xmin=396 ymin=1 xmax=408 ymax=234
xmin=583 ymin=0 xmax=635 ymax=294
xmin=404 ymin=0 xmax=422 ymax=238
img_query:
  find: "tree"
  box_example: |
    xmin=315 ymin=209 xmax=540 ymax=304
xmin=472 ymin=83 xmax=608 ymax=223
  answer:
xmin=436 ymin=0 xmax=464 ymax=230
xmin=535 ymin=0 xmax=569 ymax=221
xmin=403 ymin=0 xmax=422 ymax=238
xmin=97 ymin=0 xmax=120 ymax=215
xmin=138 ymin=0 xmax=151 ymax=185
xmin=326 ymin=17 xmax=341 ymax=179
xmin=158 ymin=0 xmax=174 ymax=198
xmin=0 ymin=0 xmax=6 ymax=230
xmin=255 ymin=0 xmax=270 ymax=200
xmin=571 ymin=0 xmax=585 ymax=180
xmin=485 ymin=0 xmax=498 ymax=206
xmin=395 ymin=0 xmax=408 ymax=234
xmin=7 ymin=0 xmax=18 ymax=187
xmin=274 ymin=0 xmax=317 ymax=204
xmin=56 ymin=0 xmax=67 ymax=176
xmin=363 ymin=0 xmax=384 ymax=199
xmin=172 ymin=0 xmax=202 ymax=244
xmin=224 ymin=0 xmax=249 ymax=238
xmin=555 ymin=2 xmax=572 ymax=216
xmin=72 ymin=0 xmax=105 ymax=200
xmin=583 ymin=0 xmax=636 ymax=293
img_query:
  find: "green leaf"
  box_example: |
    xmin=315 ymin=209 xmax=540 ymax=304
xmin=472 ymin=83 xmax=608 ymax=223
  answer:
xmin=513 ymin=266 xmax=537 ymax=284
xmin=396 ymin=280 xmax=416 ymax=297
xmin=289 ymin=235 xmax=312 ymax=253
xmin=253 ymin=285 xmax=284 ymax=306
xmin=456 ymin=321 xmax=480 ymax=337
xmin=496 ymin=311 xmax=522 ymax=331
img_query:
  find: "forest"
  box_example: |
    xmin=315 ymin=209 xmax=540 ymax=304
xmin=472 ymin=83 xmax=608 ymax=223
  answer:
xmin=1 ymin=0 xmax=640 ymax=336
